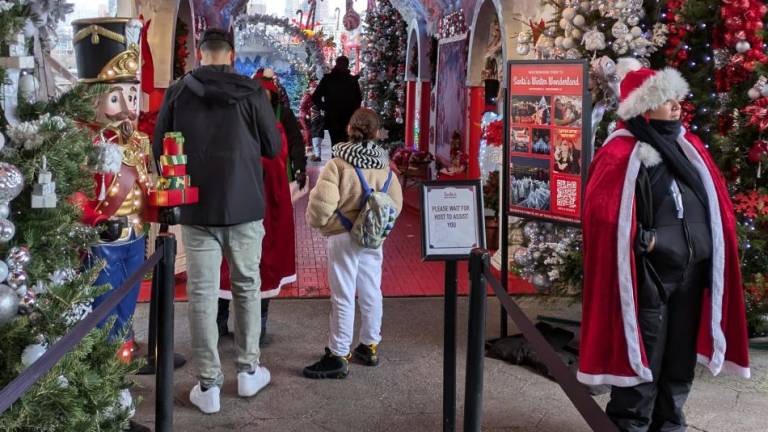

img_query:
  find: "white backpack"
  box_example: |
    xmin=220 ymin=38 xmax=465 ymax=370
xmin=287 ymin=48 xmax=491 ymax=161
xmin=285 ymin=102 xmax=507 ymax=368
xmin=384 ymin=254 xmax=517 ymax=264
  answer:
xmin=336 ymin=167 xmax=398 ymax=249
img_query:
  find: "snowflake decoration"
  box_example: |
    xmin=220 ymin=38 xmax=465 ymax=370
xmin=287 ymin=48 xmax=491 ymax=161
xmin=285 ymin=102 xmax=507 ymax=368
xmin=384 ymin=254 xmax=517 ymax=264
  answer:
xmin=733 ymin=190 xmax=768 ymax=218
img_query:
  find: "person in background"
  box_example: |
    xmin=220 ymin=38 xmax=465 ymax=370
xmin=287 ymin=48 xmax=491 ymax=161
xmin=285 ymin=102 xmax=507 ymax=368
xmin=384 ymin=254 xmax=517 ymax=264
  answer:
xmin=312 ymin=56 xmax=362 ymax=148
xmin=153 ymin=28 xmax=281 ymax=414
xmin=304 ymin=108 xmax=403 ymax=379
xmin=579 ymin=58 xmax=750 ymax=432
xmin=301 ymin=79 xmax=325 ymax=161
xmin=217 ymin=68 xmax=307 ymax=344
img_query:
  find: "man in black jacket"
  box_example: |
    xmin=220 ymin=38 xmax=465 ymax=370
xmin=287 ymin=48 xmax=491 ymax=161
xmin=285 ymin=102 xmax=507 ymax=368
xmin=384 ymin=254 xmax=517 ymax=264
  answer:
xmin=312 ymin=56 xmax=362 ymax=146
xmin=153 ymin=28 xmax=281 ymax=414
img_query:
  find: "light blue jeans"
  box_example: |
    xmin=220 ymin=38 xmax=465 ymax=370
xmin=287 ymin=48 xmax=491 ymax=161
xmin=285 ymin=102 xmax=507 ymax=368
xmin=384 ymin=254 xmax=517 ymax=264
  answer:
xmin=182 ymin=221 xmax=265 ymax=388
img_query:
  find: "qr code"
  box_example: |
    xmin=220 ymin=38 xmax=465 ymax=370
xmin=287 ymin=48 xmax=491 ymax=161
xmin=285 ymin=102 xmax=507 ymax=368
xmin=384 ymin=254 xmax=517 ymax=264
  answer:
xmin=556 ymin=179 xmax=577 ymax=210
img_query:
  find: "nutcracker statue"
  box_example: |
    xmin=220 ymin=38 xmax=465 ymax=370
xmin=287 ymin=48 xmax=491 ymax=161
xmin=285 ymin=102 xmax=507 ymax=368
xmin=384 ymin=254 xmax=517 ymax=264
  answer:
xmin=71 ymin=17 xmax=154 ymax=356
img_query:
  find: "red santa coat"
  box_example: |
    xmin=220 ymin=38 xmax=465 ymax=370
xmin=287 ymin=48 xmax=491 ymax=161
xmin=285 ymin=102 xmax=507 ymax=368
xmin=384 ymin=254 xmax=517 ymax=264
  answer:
xmin=578 ymin=126 xmax=750 ymax=387
xmin=219 ymin=122 xmax=297 ymax=299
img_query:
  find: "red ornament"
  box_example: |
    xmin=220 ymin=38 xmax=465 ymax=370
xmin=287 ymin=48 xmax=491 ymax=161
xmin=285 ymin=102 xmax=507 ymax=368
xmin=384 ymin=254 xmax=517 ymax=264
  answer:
xmin=747 ymin=140 xmax=768 ymax=163
xmin=743 ymin=98 xmax=768 ymax=132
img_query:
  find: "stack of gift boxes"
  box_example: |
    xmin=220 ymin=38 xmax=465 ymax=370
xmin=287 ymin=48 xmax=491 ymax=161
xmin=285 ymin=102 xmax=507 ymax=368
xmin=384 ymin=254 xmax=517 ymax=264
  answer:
xmin=149 ymin=132 xmax=199 ymax=206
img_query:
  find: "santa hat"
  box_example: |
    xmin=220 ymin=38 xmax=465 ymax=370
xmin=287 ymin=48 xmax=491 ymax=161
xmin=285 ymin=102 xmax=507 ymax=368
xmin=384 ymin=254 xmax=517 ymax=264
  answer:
xmin=615 ymin=58 xmax=690 ymax=120
xmin=253 ymin=67 xmax=279 ymax=93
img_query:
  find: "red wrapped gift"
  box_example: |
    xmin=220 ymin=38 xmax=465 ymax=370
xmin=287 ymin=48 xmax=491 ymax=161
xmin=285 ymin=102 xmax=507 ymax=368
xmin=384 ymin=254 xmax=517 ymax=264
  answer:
xmin=149 ymin=187 xmax=199 ymax=206
xmin=162 ymin=136 xmax=185 ymax=155
xmin=161 ymin=164 xmax=186 ymax=176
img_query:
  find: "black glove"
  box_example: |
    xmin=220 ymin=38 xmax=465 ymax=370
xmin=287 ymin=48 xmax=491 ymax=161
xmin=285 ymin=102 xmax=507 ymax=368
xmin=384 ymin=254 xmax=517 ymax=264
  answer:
xmin=97 ymin=219 xmax=125 ymax=243
xmin=159 ymin=207 xmax=181 ymax=226
xmin=295 ymin=170 xmax=307 ymax=190
xmin=634 ymin=226 xmax=656 ymax=256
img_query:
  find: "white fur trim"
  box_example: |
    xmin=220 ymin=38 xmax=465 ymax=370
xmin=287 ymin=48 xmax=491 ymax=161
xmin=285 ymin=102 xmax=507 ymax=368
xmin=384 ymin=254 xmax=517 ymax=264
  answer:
xmin=218 ymin=274 xmax=297 ymax=300
xmin=617 ymin=68 xmax=690 ymax=120
xmin=613 ymin=128 xmax=654 ymax=384
xmin=616 ymin=57 xmax=643 ymax=81
xmin=698 ymin=355 xmax=751 ymax=379
xmin=636 ymin=142 xmax=662 ymax=167
xmin=679 ymin=133 xmax=727 ymax=376
xmin=577 ymin=371 xmax=648 ymax=387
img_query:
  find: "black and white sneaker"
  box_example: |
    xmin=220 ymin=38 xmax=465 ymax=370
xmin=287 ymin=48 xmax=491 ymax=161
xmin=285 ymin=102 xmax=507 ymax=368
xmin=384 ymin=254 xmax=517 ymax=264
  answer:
xmin=303 ymin=347 xmax=350 ymax=379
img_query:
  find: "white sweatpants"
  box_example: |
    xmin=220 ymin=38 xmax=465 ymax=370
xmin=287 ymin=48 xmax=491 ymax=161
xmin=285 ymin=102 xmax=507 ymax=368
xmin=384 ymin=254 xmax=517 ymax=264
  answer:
xmin=327 ymin=232 xmax=384 ymax=356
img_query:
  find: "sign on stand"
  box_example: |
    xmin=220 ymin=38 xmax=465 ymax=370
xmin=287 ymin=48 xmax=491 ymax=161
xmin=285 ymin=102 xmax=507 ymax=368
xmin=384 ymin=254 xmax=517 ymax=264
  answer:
xmin=419 ymin=179 xmax=484 ymax=432
xmin=421 ymin=180 xmax=485 ymax=260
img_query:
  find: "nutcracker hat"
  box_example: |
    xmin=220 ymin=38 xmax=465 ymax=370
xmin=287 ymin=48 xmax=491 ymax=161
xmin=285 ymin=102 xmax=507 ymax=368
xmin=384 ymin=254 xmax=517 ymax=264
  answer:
xmin=72 ymin=17 xmax=142 ymax=83
xmin=253 ymin=68 xmax=279 ymax=93
xmin=615 ymin=58 xmax=689 ymax=120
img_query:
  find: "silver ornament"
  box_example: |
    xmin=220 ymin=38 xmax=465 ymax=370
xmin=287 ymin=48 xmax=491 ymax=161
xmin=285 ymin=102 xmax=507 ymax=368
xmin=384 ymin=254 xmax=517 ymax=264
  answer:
xmin=565 ymin=48 xmax=582 ymax=59
xmin=0 ymin=260 xmax=8 ymax=283
xmin=0 ymin=162 xmax=24 ymax=203
xmin=8 ymin=246 xmax=31 ymax=267
xmin=7 ymin=268 xmax=27 ymax=289
xmin=516 ymin=44 xmax=531 ymax=56
xmin=531 ymin=273 xmax=552 ymax=291
xmin=626 ymin=15 xmax=640 ymax=26
xmin=0 ymin=284 xmax=17 ymax=324
xmin=735 ymin=40 xmax=751 ymax=53
xmin=17 ymin=290 xmax=35 ymax=315
xmin=573 ymin=15 xmax=586 ymax=27
xmin=0 ymin=219 xmax=15 ymax=243
xmin=748 ymin=88 xmax=761 ymax=100
xmin=761 ymin=86 xmax=768 ymax=98
xmin=522 ymin=223 xmax=540 ymax=242
xmin=611 ymin=21 xmax=629 ymax=39
xmin=0 ymin=202 xmax=9 ymax=219
xmin=513 ymin=247 xmax=530 ymax=266
xmin=612 ymin=38 xmax=630 ymax=55
xmin=562 ymin=7 xmax=577 ymax=20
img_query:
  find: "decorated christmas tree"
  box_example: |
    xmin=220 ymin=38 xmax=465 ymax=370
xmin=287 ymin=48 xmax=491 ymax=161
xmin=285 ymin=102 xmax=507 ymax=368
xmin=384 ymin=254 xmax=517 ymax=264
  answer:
xmin=675 ymin=0 xmax=768 ymax=331
xmin=0 ymin=5 xmax=138 ymax=430
xmin=359 ymin=0 xmax=407 ymax=145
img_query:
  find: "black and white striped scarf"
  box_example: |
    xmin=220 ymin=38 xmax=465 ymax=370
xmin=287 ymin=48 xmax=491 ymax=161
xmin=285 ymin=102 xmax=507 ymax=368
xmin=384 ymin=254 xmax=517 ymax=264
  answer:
xmin=333 ymin=141 xmax=389 ymax=169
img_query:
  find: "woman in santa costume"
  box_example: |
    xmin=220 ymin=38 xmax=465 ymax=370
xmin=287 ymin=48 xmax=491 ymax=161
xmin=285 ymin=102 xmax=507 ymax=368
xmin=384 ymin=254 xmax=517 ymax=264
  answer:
xmin=579 ymin=58 xmax=750 ymax=431
xmin=216 ymin=69 xmax=306 ymax=340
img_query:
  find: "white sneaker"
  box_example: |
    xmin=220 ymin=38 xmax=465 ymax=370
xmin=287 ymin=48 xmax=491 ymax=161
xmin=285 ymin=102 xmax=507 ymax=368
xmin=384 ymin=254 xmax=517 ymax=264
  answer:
xmin=237 ymin=365 xmax=271 ymax=397
xmin=189 ymin=383 xmax=220 ymax=414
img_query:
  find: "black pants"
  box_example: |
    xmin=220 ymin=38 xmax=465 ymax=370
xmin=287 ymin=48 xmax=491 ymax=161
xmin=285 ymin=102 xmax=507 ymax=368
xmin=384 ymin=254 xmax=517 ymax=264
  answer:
xmin=606 ymin=262 xmax=707 ymax=432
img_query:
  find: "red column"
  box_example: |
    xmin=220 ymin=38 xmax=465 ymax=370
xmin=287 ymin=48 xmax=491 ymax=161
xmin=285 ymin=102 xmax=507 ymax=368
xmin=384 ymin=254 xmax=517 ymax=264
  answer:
xmin=467 ymin=86 xmax=484 ymax=179
xmin=418 ymin=80 xmax=431 ymax=152
xmin=404 ymin=80 xmax=417 ymax=148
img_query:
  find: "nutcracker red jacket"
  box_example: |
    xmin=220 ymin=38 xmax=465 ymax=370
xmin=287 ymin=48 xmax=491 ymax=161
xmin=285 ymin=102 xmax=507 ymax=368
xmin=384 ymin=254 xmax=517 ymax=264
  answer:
xmin=578 ymin=126 xmax=750 ymax=387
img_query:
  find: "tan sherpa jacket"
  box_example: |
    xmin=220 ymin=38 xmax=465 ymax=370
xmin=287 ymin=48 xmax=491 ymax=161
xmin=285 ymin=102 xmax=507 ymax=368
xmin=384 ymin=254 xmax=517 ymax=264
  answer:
xmin=306 ymin=158 xmax=403 ymax=236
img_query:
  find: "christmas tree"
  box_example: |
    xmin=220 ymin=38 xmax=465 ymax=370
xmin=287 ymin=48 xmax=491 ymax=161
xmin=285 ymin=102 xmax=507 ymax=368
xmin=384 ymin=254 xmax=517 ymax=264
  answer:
xmin=0 ymin=5 xmax=138 ymax=430
xmin=359 ymin=0 xmax=407 ymax=145
xmin=677 ymin=0 xmax=768 ymax=332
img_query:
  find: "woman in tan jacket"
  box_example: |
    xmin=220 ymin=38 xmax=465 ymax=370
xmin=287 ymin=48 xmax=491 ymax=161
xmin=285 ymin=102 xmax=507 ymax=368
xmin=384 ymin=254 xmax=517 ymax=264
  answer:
xmin=303 ymin=108 xmax=403 ymax=379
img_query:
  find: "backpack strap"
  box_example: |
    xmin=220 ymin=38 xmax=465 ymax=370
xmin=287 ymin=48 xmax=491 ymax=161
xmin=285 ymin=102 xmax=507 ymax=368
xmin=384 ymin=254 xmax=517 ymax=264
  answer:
xmin=335 ymin=209 xmax=354 ymax=231
xmin=354 ymin=166 xmax=374 ymax=208
xmin=382 ymin=170 xmax=393 ymax=193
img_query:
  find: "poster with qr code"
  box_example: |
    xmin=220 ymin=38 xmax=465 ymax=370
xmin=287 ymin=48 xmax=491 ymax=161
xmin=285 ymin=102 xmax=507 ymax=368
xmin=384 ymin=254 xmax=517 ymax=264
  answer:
xmin=505 ymin=60 xmax=592 ymax=224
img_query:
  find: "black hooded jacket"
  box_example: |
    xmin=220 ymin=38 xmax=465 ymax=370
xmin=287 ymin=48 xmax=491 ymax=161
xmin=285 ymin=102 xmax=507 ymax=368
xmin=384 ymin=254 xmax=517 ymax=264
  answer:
xmin=311 ymin=67 xmax=362 ymax=134
xmin=153 ymin=65 xmax=281 ymax=226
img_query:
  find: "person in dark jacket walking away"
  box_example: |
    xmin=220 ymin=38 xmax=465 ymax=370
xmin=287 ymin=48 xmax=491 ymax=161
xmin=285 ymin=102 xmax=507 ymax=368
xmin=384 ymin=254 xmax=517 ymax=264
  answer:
xmin=312 ymin=56 xmax=362 ymax=147
xmin=153 ymin=28 xmax=281 ymax=415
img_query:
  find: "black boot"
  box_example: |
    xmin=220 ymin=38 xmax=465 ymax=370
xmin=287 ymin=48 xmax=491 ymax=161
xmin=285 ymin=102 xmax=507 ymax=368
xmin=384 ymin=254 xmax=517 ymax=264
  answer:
xmin=303 ymin=347 xmax=350 ymax=379
xmin=217 ymin=298 xmax=230 ymax=337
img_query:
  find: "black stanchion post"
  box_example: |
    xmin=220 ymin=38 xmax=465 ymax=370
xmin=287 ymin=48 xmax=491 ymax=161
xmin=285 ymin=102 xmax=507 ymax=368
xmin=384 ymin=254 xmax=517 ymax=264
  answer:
xmin=443 ymin=259 xmax=458 ymax=432
xmin=464 ymin=249 xmax=488 ymax=432
xmin=138 ymin=235 xmax=162 ymax=375
xmin=500 ymin=91 xmax=510 ymax=338
xmin=155 ymin=234 xmax=176 ymax=432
